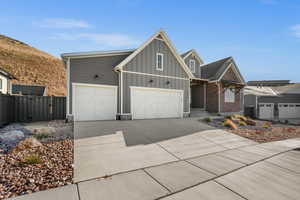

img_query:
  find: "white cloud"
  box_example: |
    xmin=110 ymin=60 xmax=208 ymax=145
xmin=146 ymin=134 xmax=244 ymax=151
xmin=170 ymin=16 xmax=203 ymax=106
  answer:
xmin=260 ymin=0 xmax=278 ymax=5
xmin=35 ymin=18 xmax=92 ymax=29
xmin=51 ymin=33 xmax=140 ymax=47
xmin=291 ymin=24 xmax=300 ymax=38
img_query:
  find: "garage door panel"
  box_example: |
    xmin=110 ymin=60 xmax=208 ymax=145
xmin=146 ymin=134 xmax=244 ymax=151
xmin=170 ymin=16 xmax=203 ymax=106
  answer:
xmin=279 ymin=103 xmax=300 ymax=119
xmin=73 ymin=84 xmax=117 ymax=121
xmin=259 ymin=103 xmax=274 ymax=120
xmin=131 ymin=87 xmax=183 ymax=120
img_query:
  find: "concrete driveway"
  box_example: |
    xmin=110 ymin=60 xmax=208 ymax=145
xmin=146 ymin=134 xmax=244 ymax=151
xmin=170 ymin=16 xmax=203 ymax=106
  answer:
xmin=12 ymin=137 xmax=300 ymax=200
xmin=74 ymin=118 xmax=216 ymax=145
xmin=73 ymin=118 xmax=257 ymax=182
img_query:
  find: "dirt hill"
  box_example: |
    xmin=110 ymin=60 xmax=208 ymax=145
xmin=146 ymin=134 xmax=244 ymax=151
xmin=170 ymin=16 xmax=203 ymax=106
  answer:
xmin=0 ymin=35 xmax=66 ymax=96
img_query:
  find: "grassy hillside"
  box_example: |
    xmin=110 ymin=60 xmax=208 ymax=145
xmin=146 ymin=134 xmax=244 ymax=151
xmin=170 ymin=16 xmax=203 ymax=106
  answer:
xmin=0 ymin=35 xmax=66 ymax=96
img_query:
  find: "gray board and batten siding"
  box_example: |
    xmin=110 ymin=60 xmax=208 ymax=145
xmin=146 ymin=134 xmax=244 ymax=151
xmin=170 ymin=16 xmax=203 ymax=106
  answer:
xmin=68 ymin=38 xmax=191 ymax=117
xmin=121 ymin=39 xmax=190 ymax=114
xmin=183 ymin=53 xmax=202 ymax=79
xmin=68 ymin=54 xmax=130 ymax=114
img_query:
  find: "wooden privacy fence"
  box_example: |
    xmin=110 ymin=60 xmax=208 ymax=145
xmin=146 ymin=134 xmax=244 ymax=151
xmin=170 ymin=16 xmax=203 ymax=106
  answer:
xmin=0 ymin=94 xmax=66 ymax=127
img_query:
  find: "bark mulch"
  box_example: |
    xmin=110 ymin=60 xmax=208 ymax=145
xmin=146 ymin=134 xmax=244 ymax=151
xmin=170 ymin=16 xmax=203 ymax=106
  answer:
xmin=0 ymin=139 xmax=73 ymax=200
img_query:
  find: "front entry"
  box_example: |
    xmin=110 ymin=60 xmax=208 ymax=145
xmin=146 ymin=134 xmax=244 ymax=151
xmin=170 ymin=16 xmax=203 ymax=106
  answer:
xmin=190 ymin=84 xmax=205 ymax=109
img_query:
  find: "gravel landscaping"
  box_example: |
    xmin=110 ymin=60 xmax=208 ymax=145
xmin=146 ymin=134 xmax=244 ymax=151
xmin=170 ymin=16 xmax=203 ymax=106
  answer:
xmin=205 ymin=117 xmax=300 ymax=143
xmin=0 ymin=121 xmax=73 ymax=199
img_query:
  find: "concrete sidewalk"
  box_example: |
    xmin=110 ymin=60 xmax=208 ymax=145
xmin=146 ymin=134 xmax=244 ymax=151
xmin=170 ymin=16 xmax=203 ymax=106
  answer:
xmin=10 ymin=137 xmax=300 ymax=200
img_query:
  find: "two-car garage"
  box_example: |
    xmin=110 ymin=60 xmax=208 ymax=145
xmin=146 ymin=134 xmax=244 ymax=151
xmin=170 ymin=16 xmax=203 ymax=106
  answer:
xmin=72 ymin=83 xmax=184 ymax=121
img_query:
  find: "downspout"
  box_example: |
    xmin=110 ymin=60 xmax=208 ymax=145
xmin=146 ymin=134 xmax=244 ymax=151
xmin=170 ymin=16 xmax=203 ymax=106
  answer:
xmin=204 ymin=83 xmax=206 ymax=111
xmin=66 ymin=58 xmax=70 ymax=117
xmin=120 ymin=70 xmax=123 ymax=115
xmin=218 ymin=83 xmax=221 ymax=113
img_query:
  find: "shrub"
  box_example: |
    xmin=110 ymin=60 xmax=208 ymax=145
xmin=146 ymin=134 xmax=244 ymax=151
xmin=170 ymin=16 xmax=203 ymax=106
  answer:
xmin=33 ymin=133 xmax=49 ymax=140
xmin=203 ymin=117 xmax=212 ymax=123
xmin=239 ymin=121 xmax=247 ymax=126
xmin=263 ymin=122 xmax=272 ymax=129
xmin=23 ymin=155 xmax=42 ymax=165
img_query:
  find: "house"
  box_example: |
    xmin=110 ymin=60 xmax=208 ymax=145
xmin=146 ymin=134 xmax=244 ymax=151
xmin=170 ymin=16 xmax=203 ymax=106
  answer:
xmin=244 ymin=81 xmax=300 ymax=120
xmin=12 ymin=84 xmax=46 ymax=96
xmin=0 ymin=68 xmax=15 ymax=94
xmin=61 ymin=30 xmax=246 ymax=121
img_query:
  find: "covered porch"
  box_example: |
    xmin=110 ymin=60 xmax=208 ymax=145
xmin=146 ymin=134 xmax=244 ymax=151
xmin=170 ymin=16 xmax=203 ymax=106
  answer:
xmin=190 ymin=79 xmax=208 ymax=117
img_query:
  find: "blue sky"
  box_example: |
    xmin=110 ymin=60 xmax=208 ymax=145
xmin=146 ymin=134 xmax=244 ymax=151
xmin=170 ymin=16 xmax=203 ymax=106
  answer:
xmin=1 ymin=0 xmax=300 ymax=82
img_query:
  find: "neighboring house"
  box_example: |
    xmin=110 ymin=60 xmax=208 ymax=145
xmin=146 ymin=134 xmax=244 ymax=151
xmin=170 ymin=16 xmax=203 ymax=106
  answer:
xmin=12 ymin=84 xmax=46 ymax=96
xmin=247 ymin=80 xmax=291 ymax=87
xmin=244 ymin=82 xmax=300 ymax=120
xmin=0 ymin=68 xmax=15 ymax=94
xmin=62 ymin=30 xmax=246 ymax=121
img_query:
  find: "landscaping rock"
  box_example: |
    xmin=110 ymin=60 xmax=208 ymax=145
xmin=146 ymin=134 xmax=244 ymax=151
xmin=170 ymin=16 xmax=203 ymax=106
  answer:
xmin=14 ymin=137 xmax=42 ymax=152
xmin=246 ymin=119 xmax=256 ymax=126
xmin=0 ymin=130 xmax=24 ymax=141
xmin=223 ymin=119 xmax=238 ymax=130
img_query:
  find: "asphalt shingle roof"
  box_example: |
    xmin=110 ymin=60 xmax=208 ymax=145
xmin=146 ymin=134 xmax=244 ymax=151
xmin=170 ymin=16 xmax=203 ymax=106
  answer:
xmin=271 ymin=84 xmax=300 ymax=94
xmin=200 ymin=57 xmax=232 ymax=81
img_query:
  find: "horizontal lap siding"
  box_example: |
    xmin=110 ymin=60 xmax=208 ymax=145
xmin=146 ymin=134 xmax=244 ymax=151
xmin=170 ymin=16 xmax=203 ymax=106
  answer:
xmin=259 ymin=94 xmax=300 ymax=104
xmin=122 ymin=73 xmax=189 ymax=113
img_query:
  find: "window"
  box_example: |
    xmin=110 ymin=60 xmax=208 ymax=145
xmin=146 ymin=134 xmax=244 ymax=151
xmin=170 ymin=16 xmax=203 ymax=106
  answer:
xmin=189 ymin=59 xmax=196 ymax=73
xmin=0 ymin=78 xmax=2 ymax=90
xmin=224 ymin=88 xmax=235 ymax=103
xmin=156 ymin=53 xmax=163 ymax=71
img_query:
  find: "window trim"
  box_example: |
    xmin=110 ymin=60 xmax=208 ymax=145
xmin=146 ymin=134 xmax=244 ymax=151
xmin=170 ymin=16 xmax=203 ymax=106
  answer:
xmin=224 ymin=88 xmax=235 ymax=103
xmin=189 ymin=59 xmax=196 ymax=73
xmin=156 ymin=53 xmax=164 ymax=71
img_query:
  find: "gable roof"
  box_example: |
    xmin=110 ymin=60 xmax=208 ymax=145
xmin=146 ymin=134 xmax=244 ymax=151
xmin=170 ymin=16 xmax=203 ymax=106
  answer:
xmin=181 ymin=49 xmax=204 ymax=65
xmin=0 ymin=67 xmax=16 ymax=79
xmin=200 ymin=57 xmax=245 ymax=84
xmin=114 ymin=30 xmax=195 ymax=78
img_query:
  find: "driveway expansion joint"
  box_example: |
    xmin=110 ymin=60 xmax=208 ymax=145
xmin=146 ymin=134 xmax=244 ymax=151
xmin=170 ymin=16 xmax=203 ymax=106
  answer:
xmin=214 ymin=180 xmax=249 ymax=200
xmin=142 ymin=169 xmax=172 ymax=193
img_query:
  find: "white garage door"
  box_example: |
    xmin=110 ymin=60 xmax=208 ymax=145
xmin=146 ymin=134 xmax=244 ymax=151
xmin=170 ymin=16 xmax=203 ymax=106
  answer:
xmin=73 ymin=83 xmax=117 ymax=121
xmin=259 ymin=103 xmax=274 ymax=120
xmin=131 ymin=87 xmax=183 ymax=120
xmin=279 ymin=103 xmax=300 ymax=119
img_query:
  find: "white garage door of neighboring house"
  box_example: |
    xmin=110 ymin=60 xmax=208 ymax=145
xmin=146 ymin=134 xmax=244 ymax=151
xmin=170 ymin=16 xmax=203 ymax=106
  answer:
xmin=259 ymin=103 xmax=274 ymax=120
xmin=278 ymin=103 xmax=300 ymax=119
xmin=131 ymin=87 xmax=183 ymax=120
xmin=73 ymin=83 xmax=117 ymax=121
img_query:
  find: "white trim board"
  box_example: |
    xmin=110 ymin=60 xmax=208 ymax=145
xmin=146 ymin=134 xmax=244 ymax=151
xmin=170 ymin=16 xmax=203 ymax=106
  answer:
xmin=72 ymin=83 xmax=118 ymax=88
xmin=114 ymin=30 xmax=195 ymax=79
xmin=61 ymin=49 xmax=134 ymax=59
xmin=129 ymin=86 xmax=184 ymax=93
xmin=122 ymin=70 xmax=190 ymax=80
xmin=66 ymin=58 xmax=70 ymax=116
